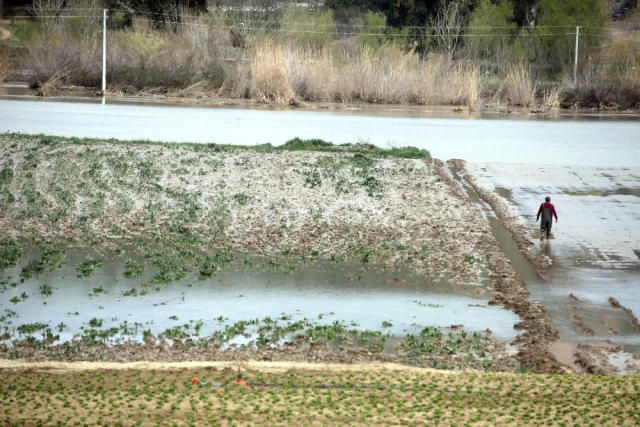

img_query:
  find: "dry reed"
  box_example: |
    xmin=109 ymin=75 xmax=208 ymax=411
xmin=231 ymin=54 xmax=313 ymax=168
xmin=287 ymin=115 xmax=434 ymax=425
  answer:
xmin=0 ymin=53 xmax=11 ymax=82
xmin=251 ymin=42 xmax=297 ymax=104
xmin=35 ymin=68 xmax=67 ymax=96
xmin=241 ymin=43 xmax=480 ymax=106
xmin=504 ymin=61 xmax=537 ymax=107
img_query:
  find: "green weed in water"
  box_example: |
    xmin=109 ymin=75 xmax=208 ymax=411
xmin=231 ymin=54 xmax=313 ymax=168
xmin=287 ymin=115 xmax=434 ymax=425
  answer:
xmin=76 ymin=259 xmax=103 ymax=278
xmin=151 ymin=258 xmax=188 ymax=284
xmin=17 ymin=322 xmax=48 ymax=334
xmin=198 ymin=251 xmax=235 ymax=279
xmin=20 ymin=245 xmax=65 ymax=280
xmin=122 ymin=288 xmax=138 ymax=297
xmin=39 ymin=283 xmax=53 ymax=297
xmin=124 ymin=259 xmax=145 ymax=279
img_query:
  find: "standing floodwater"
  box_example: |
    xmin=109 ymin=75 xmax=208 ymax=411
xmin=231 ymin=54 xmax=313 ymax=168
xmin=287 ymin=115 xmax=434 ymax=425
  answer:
xmin=0 ymin=95 xmax=639 ymax=166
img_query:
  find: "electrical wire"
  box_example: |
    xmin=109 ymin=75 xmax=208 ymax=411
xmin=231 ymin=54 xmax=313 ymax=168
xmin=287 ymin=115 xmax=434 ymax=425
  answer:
xmin=4 ymin=9 xmax=628 ymax=40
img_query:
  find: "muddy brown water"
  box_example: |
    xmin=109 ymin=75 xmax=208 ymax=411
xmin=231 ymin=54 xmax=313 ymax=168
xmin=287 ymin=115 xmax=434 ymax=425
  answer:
xmin=0 ymin=247 xmax=519 ymax=346
xmin=1 ymin=83 xmax=640 ymax=167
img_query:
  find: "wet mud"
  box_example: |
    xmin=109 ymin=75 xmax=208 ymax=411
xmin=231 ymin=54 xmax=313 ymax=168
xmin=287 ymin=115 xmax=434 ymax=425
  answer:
xmin=609 ymin=297 xmax=640 ymax=331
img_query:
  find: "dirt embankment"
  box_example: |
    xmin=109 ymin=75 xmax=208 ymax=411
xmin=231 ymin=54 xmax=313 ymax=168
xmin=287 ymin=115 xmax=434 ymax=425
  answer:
xmin=432 ymin=159 xmax=562 ymax=373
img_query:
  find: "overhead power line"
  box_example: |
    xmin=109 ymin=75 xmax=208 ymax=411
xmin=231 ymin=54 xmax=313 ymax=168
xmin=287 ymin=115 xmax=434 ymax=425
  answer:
xmin=5 ymin=10 xmax=617 ymax=39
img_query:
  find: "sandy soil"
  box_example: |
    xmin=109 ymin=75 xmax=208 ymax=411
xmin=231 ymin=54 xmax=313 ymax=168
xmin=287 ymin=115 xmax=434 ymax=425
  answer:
xmin=0 ymin=358 xmax=468 ymax=374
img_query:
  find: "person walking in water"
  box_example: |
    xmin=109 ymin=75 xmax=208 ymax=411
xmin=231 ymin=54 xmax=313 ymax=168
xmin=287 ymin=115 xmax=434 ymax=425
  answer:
xmin=536 ymin=196 xmax=558 ymax=241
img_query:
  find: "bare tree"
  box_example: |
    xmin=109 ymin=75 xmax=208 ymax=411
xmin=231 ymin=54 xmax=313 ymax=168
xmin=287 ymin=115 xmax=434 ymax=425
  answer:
xmin=430 ymin=0 xmax=465 ymax=56
xmin=33 ymin=0 xmax=67 ymax=33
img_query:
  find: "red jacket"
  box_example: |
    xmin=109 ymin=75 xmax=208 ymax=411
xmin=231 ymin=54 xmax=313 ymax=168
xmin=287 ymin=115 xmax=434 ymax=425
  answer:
xmin=536 ymin=202 xmax=558 ymax=221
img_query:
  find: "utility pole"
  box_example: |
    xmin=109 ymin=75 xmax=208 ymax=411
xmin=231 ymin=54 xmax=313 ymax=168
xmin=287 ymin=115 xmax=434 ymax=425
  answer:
xmin=102 ymin=9 xmax=107 ymax=97
xmin=573 ymin=26 xmax=580 ymax=84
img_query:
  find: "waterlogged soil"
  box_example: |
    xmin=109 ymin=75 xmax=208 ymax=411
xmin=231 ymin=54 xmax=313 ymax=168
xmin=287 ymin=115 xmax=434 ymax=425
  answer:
xmin=0 ymin=135 xmax=563 ymax=373
xmin=465 ymin=161 xmax=640 ymax=375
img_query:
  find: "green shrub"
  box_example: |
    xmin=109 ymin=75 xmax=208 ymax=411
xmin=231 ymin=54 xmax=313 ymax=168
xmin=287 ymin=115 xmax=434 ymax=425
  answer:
xmin=283 ymin=137 xmax=334 ymax=149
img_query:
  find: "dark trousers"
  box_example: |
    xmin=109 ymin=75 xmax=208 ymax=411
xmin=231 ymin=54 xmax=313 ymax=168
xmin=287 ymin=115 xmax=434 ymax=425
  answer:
xmin=541 ymin=220 xmax=552 ymax=237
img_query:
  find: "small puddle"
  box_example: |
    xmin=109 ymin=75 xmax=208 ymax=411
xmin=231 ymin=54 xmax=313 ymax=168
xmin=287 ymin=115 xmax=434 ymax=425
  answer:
xmin=495 ymin=187 xmax=513 ymax=200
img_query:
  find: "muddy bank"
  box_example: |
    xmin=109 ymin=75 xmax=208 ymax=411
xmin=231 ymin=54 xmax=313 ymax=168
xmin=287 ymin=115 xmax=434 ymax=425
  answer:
xmin=0 ymin=135 xmax=562 ymax=372
xmin=574 ymin=343 xmax=640 ymax=375
xmin=1 ymin=333 xmax=523 ymax=373
xmin=609 ymin=297 xmax=640 ymax=331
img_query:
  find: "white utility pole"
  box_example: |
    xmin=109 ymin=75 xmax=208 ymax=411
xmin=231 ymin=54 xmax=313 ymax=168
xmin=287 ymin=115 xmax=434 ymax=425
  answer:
xmin=573 ymin=26 xmax=580 ymax=84
xmin=102 ymin=9 xmax=107 ymax=96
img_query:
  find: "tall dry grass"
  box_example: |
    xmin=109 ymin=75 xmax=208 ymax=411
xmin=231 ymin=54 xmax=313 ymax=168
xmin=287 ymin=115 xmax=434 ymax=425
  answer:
xmin=234 ymin=43 xmax=479 ymax=107
xmin=0 ymin=46 xmax=11 ymax=82
xmin=560 ymin=70 xmax=640 ymax=110
xmin=35 ymin=69 xmax=66 ymax=96
xmin=25 ymin=10 xmax=232 ymax=92
xmin=503 ymin=61 xmax=537 ymax=107
xmin=250 ymin=42 xmax=297 ymax=104
xmin=10 ymin=3 xmax=639 ymax=109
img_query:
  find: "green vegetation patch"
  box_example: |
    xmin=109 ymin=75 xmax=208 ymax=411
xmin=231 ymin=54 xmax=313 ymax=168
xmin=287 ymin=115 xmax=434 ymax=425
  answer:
xmin=76 ymin=259 xmax=103 ymax=278
xmin=3 ymin=133 xmax=430 ymax=159
xmin=282 ymin=137 xmax=430 ymax=159
xmin=123 ymin=259 xmax=145 ymax=279
xmin=401 ymin=327 xmax=501 ymax=371
xmin=0 ymin=367 xmax=638 ymax=426
xmin=0 ymin=237 xmax=24 ymax=270
xmin=19 ymin=245 xmax=65 ymax=280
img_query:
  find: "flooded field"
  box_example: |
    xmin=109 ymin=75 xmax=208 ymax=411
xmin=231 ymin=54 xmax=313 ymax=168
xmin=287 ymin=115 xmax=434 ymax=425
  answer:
xmin=1 ymin=134 xmax=535 ymax=371
xmin=1 ymin=94 xmax=639 ymax=373
xmin=468 ymin=163 xmax=640 ymax=373
xmin=0 ymin=246 xmax=518 ymax=349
